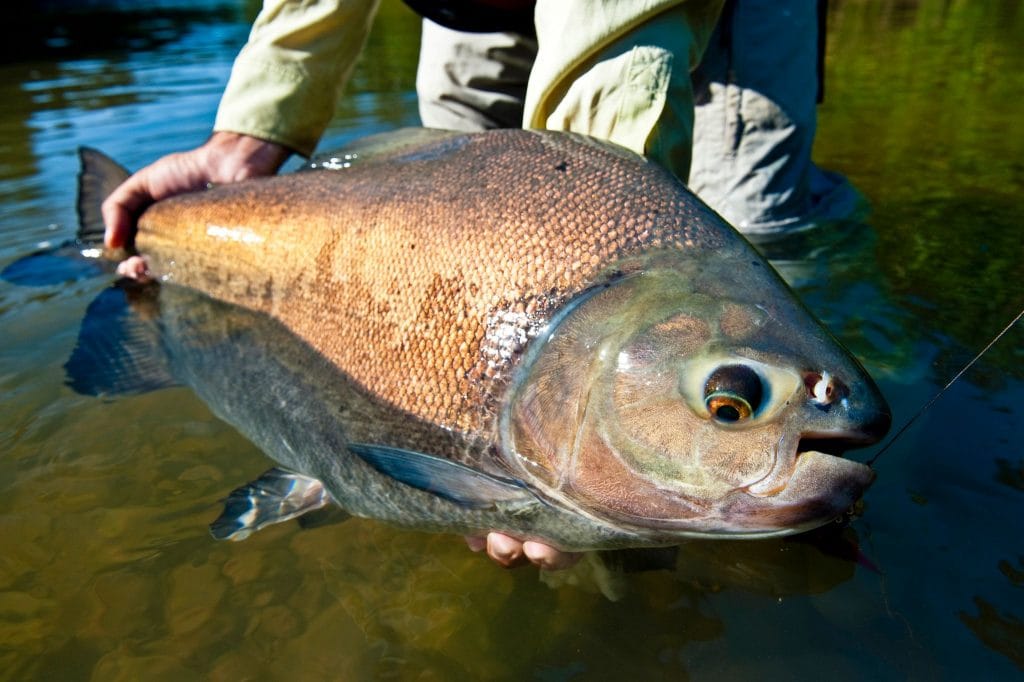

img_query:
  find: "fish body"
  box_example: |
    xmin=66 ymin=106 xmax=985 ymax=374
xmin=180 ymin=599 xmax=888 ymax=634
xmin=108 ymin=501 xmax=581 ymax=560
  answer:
xmin=61 ymin=129 xmax=889 ymax=549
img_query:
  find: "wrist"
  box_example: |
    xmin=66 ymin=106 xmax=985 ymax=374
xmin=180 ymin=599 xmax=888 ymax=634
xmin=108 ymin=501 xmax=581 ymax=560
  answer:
xmin=204 ymin=131 xmax=292 ymax=181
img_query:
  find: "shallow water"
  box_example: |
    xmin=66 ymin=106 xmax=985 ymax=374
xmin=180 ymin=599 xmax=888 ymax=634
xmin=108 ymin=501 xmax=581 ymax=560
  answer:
xmin=1 ymin=1 xmax=1022 ymax=679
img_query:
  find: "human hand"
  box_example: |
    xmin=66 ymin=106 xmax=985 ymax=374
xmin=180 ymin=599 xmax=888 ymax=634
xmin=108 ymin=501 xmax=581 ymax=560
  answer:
xmin=466 ymin=532 xmax=582 ymax=571
xmin=102 ymin=131 xmax=292 ymax=249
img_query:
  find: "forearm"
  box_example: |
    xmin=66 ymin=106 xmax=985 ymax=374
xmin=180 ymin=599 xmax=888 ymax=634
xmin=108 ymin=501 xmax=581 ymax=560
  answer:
xmin=214 ymin=0 xmax=383 ymax=156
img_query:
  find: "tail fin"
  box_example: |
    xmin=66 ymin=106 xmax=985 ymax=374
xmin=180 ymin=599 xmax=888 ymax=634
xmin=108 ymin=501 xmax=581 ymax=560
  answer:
xmin=63 ymin=281 xmax=178 ymax=397
xmin=1 ymin=148 xmax=129 ymax=285
xmin=77 ymin=147 xmax=130 ymax=243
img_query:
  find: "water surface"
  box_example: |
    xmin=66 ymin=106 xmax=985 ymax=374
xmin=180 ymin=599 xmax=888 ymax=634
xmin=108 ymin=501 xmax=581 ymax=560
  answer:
xmin=1 ymin=1 xmax=1022 ymax=679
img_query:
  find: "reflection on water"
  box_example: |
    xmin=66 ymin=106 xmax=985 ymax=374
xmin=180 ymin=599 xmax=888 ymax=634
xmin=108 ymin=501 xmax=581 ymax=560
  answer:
xmin=0 ymin=0 xmax=1022 ymax=679
xmin=5 ymin=2 xmax=248 ymax=62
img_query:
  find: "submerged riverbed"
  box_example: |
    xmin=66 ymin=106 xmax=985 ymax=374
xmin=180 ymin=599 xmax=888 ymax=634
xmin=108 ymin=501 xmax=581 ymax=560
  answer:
xmin=1 ymin=1 xmax=1022 ymax=679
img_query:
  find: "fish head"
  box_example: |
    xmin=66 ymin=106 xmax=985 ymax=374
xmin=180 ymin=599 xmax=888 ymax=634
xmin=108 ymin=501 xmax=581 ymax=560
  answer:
xmin=501 ymin=248 xmax=891 ymax=539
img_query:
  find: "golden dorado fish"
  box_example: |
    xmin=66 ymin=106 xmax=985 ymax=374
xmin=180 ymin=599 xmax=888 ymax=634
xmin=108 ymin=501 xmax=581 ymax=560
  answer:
xmin=10 ymin=128 xmax=891 ymax=549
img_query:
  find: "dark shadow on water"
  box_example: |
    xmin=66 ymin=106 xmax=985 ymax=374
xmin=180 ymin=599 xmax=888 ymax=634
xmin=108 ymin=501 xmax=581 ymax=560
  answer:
xmin=544 ymin=518 xmax=865 ymax=603
xmin=995 ymin=458 xmax=1024 ymax=492
xmin=960 ymin=588 xmax=1024 ymax=671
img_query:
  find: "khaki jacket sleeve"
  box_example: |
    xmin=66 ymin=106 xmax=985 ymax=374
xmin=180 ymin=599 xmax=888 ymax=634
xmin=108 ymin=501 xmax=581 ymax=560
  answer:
xmin=525 ymin=0 xmax=722 ymax=180
xmin=214 ymin=0 xmax=382 ymax=156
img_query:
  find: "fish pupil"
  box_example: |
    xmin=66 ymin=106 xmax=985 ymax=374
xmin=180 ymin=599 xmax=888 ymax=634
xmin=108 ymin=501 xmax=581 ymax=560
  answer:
xmin=715 ymin=404 xmax=741 ymax=422
xmin=703 ymin=364 xmax=763 ymax=423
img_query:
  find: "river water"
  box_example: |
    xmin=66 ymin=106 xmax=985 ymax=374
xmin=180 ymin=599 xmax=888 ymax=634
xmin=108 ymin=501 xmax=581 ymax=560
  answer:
xmin=1 ymin=1 xmax=1022 ymax=679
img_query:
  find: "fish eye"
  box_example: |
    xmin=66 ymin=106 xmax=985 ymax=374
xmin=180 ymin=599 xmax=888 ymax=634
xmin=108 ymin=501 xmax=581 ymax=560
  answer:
xmin=704 ymin=364 xmax=763 ymax=423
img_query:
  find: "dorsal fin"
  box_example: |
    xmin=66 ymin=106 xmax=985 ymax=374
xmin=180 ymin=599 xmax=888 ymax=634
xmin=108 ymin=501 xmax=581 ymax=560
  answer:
xmin=77 ymin=147 xmax=130 ymax=243
xmin=305 ymin=128 xmax=469 ymax=171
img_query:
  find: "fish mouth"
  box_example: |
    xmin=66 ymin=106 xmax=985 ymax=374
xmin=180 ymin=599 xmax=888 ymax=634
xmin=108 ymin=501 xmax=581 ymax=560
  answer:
xmin=791 ymin=434 xmax=878 ymax=499
xmin=745 ymin=390 xmax=890 ymax=499
xmin=572 ymin=432 xmax=880 ymax=541
xmin=798 ymin=434 xmax=868 ymax=458
xmin=724 ymin=430 xmax=877 ymax=537
xmin=793 ymin=431 xmax=880 ymax=467
xmin=744 ymin=427 xmax=877 ymax=498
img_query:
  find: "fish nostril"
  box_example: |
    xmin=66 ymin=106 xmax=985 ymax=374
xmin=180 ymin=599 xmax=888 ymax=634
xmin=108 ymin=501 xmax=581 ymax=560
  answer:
xmin=804 ymin=371 xmax=849 ymax=407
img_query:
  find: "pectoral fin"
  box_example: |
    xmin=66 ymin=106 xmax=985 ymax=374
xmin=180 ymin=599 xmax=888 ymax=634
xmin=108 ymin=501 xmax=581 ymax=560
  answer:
xmin=348 ymin=443 xmax=537 ymax=509
xmin=305 ymin=128 xmax=468 ymax=171
xmin=210 ymin=467 xmax=334 ymax=541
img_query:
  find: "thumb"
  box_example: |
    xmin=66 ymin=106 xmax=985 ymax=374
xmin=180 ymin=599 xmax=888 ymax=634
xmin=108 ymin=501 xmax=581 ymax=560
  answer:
xmin=101 ymin=171 xmax=155 ymax=249
xmin=101 ymin=152 xmax=211 ymax=249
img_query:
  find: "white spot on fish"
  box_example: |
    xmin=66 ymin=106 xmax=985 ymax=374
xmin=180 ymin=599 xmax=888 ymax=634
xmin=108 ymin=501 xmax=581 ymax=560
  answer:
xmin=80 ymin=248 xmax=102 ymax=258
xmin=206 ymin=224 xmax=265 ymax=245
xmin=482 ymin=309 xmax=543 ymax=369
xmin=812 ymin=371 xmax=833 ymax=405
xmin=233 ymin=509 xmax=256 ymax=541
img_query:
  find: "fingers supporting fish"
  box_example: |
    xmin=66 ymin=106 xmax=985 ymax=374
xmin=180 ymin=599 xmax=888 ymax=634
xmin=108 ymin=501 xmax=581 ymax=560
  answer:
xmin=523 ymin=541 xmax=582 ymax=571
xmin=470 ymin=533 xmax=582 ymax=570
xmin=486 ymin=532 xmax=529 ymax=568
xmin=116 ymin=255 xmax=153 ymax=282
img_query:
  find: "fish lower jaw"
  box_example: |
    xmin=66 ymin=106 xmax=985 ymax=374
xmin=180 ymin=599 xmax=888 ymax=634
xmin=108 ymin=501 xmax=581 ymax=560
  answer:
xmin=612 ymin=511 xmax=846 ymax=541
xmin=666 ymin=525 xmax=817 ymax=541
xmin=744 ymin=427 xmax=876 ymax=497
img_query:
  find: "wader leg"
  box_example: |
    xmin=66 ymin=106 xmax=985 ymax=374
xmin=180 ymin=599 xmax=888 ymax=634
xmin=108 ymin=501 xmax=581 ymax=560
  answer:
xmin=689 ymin=0 xmax=862 ymax=234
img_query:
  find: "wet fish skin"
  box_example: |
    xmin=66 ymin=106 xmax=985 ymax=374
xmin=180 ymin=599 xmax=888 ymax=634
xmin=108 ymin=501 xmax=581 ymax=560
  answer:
xmin=101 ymin=282 xmax=643 ymax=547
xmin=71 ymin=128 xmax=889 ymax=548
xmin=136 ymin=130 xmax=728 ymax=445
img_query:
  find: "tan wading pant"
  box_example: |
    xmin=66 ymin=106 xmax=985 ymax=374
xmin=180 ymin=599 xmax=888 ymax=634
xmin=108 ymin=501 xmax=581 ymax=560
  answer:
xmin=416 ymin=0 xmax=861 ymax=234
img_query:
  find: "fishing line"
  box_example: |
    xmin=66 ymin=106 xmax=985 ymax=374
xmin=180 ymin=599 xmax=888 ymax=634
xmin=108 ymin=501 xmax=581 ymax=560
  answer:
xmin=867 ymin=306 xmax=1024 ymax=467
